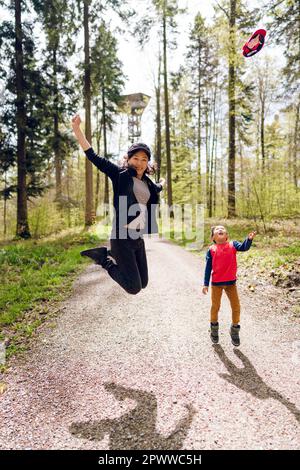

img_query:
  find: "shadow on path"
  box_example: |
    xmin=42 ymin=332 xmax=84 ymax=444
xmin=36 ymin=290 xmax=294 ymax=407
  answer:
xmin=213 ymin=345 xmax=300 ymax=424
xmin=69 ymin=382 xmax=196 ymax=449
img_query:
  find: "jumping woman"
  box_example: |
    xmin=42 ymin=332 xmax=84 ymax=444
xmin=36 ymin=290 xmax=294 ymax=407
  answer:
xmin=71 ymin=114 xmax=165 ymax=295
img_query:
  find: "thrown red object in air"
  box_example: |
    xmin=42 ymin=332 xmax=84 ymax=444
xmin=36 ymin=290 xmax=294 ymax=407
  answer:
xmin=242 ymin=29 xmax=267 ymax=57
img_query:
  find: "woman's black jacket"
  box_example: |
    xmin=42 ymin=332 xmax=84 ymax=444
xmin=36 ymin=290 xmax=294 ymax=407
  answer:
xmin=85 ymin=147 xmax=163 ymax=238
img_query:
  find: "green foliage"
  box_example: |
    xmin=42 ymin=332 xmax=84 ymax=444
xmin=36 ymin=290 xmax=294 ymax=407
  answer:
xmin=266 ymin=0 xmax=300 ymax=92
xmin=0 ymin=230 xmax=104 ymax=326
xmin=0 ymin=0 xmax=299 ymax=239
xmin=0 ymin=16 xmax=51 ymax=200
xmin=90 ymin=20 xmax=125 ymax=131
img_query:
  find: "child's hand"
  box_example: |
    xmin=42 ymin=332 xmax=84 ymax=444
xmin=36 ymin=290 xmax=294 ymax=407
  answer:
xmin=248 ymin=230 xmax=257 ymax=240
xmin=202 ymin=286 xmax=208 ymax=295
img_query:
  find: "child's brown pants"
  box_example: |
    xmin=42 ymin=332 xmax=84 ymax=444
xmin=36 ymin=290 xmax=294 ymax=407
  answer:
xmin=211 ymin=284 xmax=240 ymax=324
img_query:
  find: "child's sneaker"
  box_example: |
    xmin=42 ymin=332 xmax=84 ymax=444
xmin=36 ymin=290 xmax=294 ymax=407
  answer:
xmin=230 ymin=324 xmax=240 ymax=347
xmin=210 ymin=322 xmax=219 ymax=344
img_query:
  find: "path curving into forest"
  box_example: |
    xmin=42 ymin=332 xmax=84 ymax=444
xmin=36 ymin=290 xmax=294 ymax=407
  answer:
xmin=0 ymin=235 xmax=299 ymax=449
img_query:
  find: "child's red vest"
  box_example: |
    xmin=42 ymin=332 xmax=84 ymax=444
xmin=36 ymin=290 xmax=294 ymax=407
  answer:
xmin=210 ymin=242 xmax=237 ymax=283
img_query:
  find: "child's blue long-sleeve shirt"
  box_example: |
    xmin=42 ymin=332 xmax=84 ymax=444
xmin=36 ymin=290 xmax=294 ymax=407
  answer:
xmin=204 ymin=237 xmax=252 ymax=286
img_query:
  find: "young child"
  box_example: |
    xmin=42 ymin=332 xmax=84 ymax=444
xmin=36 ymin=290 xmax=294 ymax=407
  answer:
xmin=202 ymin=225 xmax=257 ymax=346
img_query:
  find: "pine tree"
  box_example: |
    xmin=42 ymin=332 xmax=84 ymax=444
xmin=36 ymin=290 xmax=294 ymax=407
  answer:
xmin=76 ymin=0 xmax=133 ymax=226
xmin=214 ymin=0 xmax=257 ymax=217
xmin=0 ymin=1 xmax=58 ymax=238
xmin=186 ymin=14 xmax=216 ymax=206
xmin=90 ymin=20 xmax=125 ymax=214
xmin=133 ymin=0 xmax=185 ymax=212
xmin=32 ymin=0 xmax=79 ymax=206
xmin=267 ymin=0 xmax=300 ymax=191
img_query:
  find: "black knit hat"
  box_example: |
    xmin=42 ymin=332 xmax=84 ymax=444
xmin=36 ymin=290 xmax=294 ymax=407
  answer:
xmin=127 ymin=142 xmax=151 ymax=160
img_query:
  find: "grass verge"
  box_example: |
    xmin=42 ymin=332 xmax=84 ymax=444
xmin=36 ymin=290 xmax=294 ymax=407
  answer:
xmin=0 ymin=229 xmax=105 ymax=369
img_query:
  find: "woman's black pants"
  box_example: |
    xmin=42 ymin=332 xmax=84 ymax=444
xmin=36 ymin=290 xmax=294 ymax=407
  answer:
xmin=103 ymin=237 xmax=148 ymax=295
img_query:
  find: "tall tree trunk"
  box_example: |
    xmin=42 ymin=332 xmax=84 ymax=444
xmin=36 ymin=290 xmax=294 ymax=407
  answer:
xmin=66 ymin=158 xmax=71 ymax=227
xmin=155 ymin=47 xmax=162 ymax=182
xmin=15 ymin=0 xmax=30 ymax=238
xmin=209 ymin=84 xmax=217 ymax=217
xmin=84 ymin=0 xmax=94 ymax=226
xmin=228 ymin=0 xmax=236 ymax=218
xmin=102 ymin=88 xmax=109 ymax=216
xmin=220 ymin=117 xmax=225 ymax=215
xmin=293 ymin=100 xmax=300 ymax=191
xmin=162 ymin=8 xmax=173 ymax=211
xmin=53 ymin=47 xmax=62 ymax=201
xmin=209 ymin=123 xmax=214 ymax=218
xmin=197 ymin=38 xmax=202 ymax=204
xmin=213 ymin=149 xmax=217 ymax=216
xmin=239 ymin=138 xmax=244 ymax=214
xmin=260 ymin=93 xmax=266 ymax=173
xmin=205 ymin=96 xmax=210 ymax=214
xmin=3 ymin=171 xmax=7 ymax=237
xmin=95 ymin=99 xmax=102 ymax=213
xmin=211 ymin=85 xmax=218 ymax=216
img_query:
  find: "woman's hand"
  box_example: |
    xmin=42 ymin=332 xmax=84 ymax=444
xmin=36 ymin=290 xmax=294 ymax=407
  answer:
xmin=71 ymin=114 xmax=91 ymax=151
xmin=159 ymin=177 xmax=166 ymax=187
xmin=71 ymin=114 xmax=82 ymax=132
xmin=202 ymin=286 xmax=208 ymax=295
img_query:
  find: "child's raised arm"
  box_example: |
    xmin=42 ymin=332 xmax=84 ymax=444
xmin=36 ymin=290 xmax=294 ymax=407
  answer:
xmin=233 ymin=231 xmax=257 ymax=251
xmin=248 ymin=231 xmax=257 ymax=240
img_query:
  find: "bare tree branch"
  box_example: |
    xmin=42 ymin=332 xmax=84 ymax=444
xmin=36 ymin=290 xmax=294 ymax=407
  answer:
xmin=215 ymin=1 xmax=230 ymax=19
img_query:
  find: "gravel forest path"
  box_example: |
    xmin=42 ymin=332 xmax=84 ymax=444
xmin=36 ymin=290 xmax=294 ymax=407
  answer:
xmin=0 ymin=236 xmax=299 ymax=450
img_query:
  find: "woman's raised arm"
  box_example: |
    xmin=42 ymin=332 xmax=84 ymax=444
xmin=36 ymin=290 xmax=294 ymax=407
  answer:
xmin=71 ymin=114 xmax=119 ymax=179
xmin=71 ymin=114 xmax=91 ymax=151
